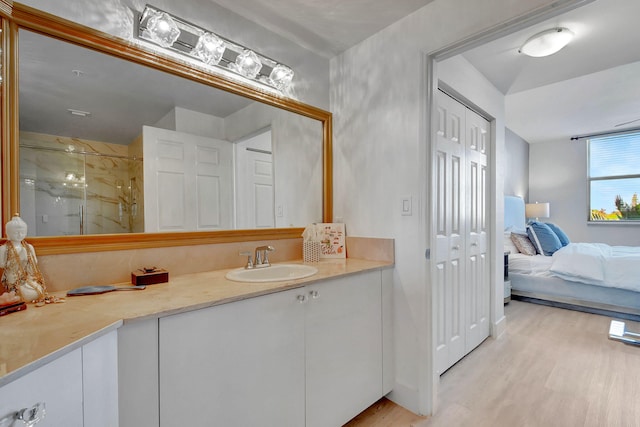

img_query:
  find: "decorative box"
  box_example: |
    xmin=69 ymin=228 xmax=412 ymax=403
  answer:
xmin=131 ymin=267 xmax=169 ymax=286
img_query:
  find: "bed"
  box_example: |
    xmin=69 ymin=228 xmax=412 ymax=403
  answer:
xmin=504 ymin=195 xmax=640 ymax=321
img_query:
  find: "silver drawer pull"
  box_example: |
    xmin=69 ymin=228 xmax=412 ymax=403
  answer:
xmin=297 ymin=294 xmax=307 ymax=303
xmin=451 ymin=245 xmax=460 ymax=250
xmin=309 ymin=290 xmax=319 ymax=299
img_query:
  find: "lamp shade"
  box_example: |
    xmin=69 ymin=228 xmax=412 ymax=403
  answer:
xmin=525 ymin=202 xmax=550 ymax=219
xmin=519 ymin=27 xmax=574 ymax=57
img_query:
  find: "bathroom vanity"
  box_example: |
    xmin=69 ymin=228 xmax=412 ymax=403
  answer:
xmin=0 ymin=259 xmax=393 ymax=427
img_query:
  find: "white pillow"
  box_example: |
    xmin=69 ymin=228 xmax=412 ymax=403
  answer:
xmin=504 ymin=231 xmax=520 ymax=254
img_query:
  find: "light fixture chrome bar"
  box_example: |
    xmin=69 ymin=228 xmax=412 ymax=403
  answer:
xmin=135 ymin=4 xmax=294 ymax=92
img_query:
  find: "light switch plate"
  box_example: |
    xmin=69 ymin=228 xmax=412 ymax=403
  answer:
xmin=401 ymin=196 xmax=412 ymax=216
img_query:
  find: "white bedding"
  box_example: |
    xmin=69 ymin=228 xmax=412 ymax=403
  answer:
xmin=549 ymin=243 xmax=640 ymax=292
xmin=509 ymin=253 xmax=553 ymax=276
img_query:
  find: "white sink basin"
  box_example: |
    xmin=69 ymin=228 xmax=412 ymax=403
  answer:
xmin=225 ymin=263 xmax=318 ymax=283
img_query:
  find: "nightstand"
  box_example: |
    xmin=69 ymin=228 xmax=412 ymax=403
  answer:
xmin=504 ymin=251 xmax=511 ymax=303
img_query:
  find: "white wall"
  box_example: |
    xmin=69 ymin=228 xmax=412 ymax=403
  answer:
xmin=330 ymin=0 xmax=581 ymax=416
xmin=505 ymin=128 xmax=530 ymax=199
xmin=529 ymin=138 xmax=640 ymax=245
xmin=225 ymin=102 xmax=324 ymax=227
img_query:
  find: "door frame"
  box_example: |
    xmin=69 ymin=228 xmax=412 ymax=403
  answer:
xmin=421 ymin=0 xmax=592 ymax=415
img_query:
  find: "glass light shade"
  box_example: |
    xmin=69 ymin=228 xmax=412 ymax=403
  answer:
xmin=269 ymin=64 xmax=294 ymax=91
xmin=230 ymin=50 xmax=262 ymax=79
xmin=191 ymin=33 xmax=226 ymax=65
xmin=146 ymin=11 xmax=181 ymax=48
xmin=525 ymin=202 xmax=550 ymax=219
xmin=519 ymin=28 xmax=574 ymax=58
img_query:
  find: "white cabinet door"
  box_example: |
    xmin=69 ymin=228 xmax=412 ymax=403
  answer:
xmin=0 ymin=349 xmax=84 ymax=427
xmin=118 ymin=318 xmax=159 ymax=427
xmin=159 ymin=288 xmax=306 ymax=427
xmin=82 ymin=331 xmax=119 ymax=427
xmin=305 ymin=271 xmax=383 ymax=427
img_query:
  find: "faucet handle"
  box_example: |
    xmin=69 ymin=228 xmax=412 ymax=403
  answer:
xmin=263 ymin=246 xmax=275 ymax=265
xmin=239 ymin=251 xmax=253 ymax=269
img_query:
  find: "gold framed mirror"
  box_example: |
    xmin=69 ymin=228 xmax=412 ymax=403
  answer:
xmin=2 ymin=4 xmax=333 ymax=255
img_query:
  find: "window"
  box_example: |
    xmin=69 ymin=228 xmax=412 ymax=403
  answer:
xmin=588 ymin=131 xmax=640 ymax=221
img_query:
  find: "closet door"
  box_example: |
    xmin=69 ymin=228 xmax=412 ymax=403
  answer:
xmin=433 ymin=90 xmax=491 ymax=374
xmin=434 ymin=90 xmax=466 ymax=375
xmin=465 ymin=110 xmax=490 ymax=352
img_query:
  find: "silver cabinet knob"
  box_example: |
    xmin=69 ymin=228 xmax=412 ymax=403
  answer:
xmin=309 ymin=290 xmax=319 ymax=299
xmin=452 ymin=245 xmax=460 ymax=250
xmin=297 ymin=294 xmax=307 ymax=303
xmin=15 ymin=402 xmax=46 ymax=426
xmin=471 ymin=242 xmax=478 ymax=247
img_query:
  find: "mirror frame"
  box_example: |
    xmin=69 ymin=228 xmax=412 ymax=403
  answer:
xmin=1 ymin=3 xmax=333 ymax=255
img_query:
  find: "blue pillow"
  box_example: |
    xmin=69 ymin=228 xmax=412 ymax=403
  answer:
xmin=545 ymin=222 xmax=570 ymax=246
xmin=526 ymin=221 xmax=563 ymax=256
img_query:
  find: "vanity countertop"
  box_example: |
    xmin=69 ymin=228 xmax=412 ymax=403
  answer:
xmin=0 ymin=258 xmax=392 ymax=387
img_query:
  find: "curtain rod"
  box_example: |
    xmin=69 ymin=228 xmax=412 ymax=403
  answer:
xmin=570 ymin=126 xmax=640 ymax=141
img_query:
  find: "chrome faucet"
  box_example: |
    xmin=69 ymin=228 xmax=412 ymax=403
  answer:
xmin=239 ymin=245 xmax=275 ymax=269
xmin=254 ymin=245 xmax=275 ymax=267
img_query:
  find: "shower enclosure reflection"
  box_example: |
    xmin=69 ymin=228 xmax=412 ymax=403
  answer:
xmin=20 ymin=133 xmax=143 ymax=236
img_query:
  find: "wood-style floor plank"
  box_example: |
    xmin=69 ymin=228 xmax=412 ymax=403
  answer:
xmin=344 ymin=300 xmax=640 ymax=426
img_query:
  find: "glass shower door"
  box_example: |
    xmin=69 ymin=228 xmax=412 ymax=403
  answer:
xmin=20 ymin=145 xmax=143 ymax=236
xmin=20 ymin=146 xmax=86 ymax=236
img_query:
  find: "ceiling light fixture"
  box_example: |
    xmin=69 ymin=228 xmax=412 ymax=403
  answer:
xmin=519 ymin=27 xmax=574 ymax=58
xmin=67 ymin=109 xmax=91 ymax=117
xmin=136 ymin=4 xmax=294 ymax=93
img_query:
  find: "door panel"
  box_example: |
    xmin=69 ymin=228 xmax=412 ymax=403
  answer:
xmin=143 ymin=126 xmax=233 ymax=232
xmin=434 ymin=91 xmax=467 ymax=374
xmin=434 ymin=90 xmax=491 ymax=374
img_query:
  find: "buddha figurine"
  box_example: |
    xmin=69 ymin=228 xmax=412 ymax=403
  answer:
xmin=0 ymin=214 xmax=46 ymax=303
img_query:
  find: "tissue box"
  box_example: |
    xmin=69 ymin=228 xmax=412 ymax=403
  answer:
xmin=303 ymin=241 xmax=321 ymax=262
xmin=131 ymin=268 xmax=169 ymax=285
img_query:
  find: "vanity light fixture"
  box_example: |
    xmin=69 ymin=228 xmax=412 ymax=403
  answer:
xmin=519 ymin=27 xmax=574 ymax=57
xmin=229 ymin=49 xmax=262 ymax=79
xmin=136 ymin=4 xmax=294 ymax=93
xmin=143 ymin=9 xmax=181 ymax=48
xmin=191 ymin=32 xmax=226 ymax=65
xmin=269 ymin=64 xmax=294 ymax=91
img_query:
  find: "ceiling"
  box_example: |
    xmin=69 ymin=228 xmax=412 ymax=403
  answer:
xmin=206 ymin=0 xmax=436 ymax=58
xmin=207 ymin=0 xmax=640 ymax=144
xmin=460 ymin=0 xmax=640 ymax=143
xmin=21 ymin=0 xmax=638 ymax=146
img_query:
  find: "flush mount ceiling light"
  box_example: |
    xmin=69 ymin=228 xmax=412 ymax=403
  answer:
xmin=136 ymin=4 xmax=294 ymax=93
xmin=519 ymin=27 xmax=574 ymax=58
xmin=67 ymin=108 xmax=91 ymax=117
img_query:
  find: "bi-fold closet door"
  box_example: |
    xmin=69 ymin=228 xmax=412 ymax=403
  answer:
xmin=433 ymin=89 xmax=490 ymax=375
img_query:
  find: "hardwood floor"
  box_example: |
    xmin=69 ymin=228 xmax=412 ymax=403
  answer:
xmin=345 ymin=300 xmax=640 ymax=426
